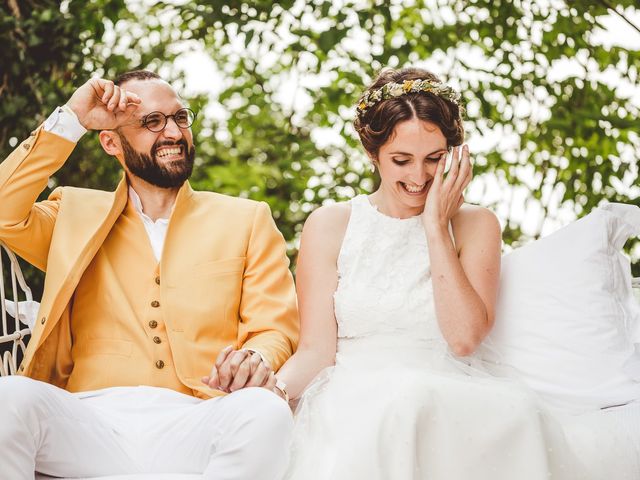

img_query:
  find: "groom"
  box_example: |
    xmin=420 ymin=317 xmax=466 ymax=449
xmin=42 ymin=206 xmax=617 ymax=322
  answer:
xmin=0 ymin=70 xmax=298 ymax=479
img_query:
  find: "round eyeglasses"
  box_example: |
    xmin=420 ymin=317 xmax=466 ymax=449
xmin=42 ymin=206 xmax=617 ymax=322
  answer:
xmin=141 ymin=108 xmax=196 ymax=132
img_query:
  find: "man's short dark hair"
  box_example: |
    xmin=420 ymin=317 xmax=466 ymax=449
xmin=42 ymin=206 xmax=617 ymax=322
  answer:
xmin=114 ymin=70 xmax=161 ymax=86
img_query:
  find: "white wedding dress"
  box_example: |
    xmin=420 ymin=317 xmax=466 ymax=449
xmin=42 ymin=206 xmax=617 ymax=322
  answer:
xmin=285 ymin=194 xmax=584 ymax=480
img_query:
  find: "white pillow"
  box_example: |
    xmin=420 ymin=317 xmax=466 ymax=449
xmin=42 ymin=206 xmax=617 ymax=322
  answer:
xmin=4 ymin=300 xmax=40 ymax=329
xmin=482 ymin=203 xmax=640 ymax=412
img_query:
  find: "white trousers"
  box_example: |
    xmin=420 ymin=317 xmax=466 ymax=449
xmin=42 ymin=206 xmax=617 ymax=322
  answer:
xmin=0 ymin=376 xmax=293 ymax=480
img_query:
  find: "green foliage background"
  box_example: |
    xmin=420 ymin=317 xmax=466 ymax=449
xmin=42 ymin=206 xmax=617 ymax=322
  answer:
xmin=1 ymin=0 xmax=639 ymax=301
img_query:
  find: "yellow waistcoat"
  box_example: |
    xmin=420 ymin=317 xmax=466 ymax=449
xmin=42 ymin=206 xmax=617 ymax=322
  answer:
xmin=66 ymin=201 xmax=190 ymax=395
xmin=0 ymin=127 xmax=299 ymax=399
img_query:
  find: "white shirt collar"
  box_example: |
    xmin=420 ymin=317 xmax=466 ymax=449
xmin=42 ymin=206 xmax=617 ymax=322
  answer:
xmin=128 ymin=186 xmax=170 ymax=224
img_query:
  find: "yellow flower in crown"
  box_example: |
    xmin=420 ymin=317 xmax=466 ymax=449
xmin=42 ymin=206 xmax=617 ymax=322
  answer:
xmin=402 ymin=80 xmax=414 ymax=93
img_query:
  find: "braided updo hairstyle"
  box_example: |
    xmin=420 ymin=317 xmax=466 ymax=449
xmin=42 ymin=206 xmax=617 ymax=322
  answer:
xmin=354 ymin=67 xmax=465 ymax=159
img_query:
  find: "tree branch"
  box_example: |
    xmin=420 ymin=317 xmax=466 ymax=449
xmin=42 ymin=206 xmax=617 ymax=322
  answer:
xmin=598 ymin=0 xmax=640 ymax=35
xmin=8 ymin=0 xmax=21 ymax=19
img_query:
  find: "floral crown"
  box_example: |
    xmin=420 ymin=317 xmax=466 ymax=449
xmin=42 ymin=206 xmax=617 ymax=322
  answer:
xmin=356 ymin=78 xmax=463 ymax=120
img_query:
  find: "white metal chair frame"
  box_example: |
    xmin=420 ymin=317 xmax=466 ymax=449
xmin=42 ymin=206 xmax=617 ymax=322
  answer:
xmin=0 ymin=241 xmax=33 ymax=377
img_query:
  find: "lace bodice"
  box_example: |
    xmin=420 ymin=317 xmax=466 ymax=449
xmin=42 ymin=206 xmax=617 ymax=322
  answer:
xmin=333 ymin=195 xmax=446 ymax=346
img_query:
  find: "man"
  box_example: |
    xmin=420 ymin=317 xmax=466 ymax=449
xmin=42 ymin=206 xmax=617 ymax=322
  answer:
xmin=0 ymin=70 xmax=299 ymax=479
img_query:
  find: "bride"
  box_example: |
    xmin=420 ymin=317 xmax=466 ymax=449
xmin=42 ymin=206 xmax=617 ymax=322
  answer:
xmin=274 ymin=67 xmax=583 ymax=479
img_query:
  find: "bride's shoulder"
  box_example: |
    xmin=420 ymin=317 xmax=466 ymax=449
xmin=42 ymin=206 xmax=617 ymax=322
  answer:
xmin=453 ymin=204 xmax=499 ymax=225
xmin=301 ymin=202 xmax=352 ymax=252
xmin=451 ymin=204 xmax=502 ymax=246
xmin=304 ymin=201 xmax=352 ymax=231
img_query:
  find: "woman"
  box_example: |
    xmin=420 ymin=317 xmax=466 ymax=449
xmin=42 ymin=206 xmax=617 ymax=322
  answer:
xmin=276 ymin=67 xmax=582 ymax=479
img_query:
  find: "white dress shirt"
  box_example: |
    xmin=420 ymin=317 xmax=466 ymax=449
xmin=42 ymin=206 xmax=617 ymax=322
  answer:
xmin=127 ymin=186 xmax=169 ymax=262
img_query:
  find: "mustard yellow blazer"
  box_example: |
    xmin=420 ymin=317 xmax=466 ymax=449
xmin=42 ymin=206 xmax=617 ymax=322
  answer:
xmin=0 ymin=127 xmax=299 ymax=398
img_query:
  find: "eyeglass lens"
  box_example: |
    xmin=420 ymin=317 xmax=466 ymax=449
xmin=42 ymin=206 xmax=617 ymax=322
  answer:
xmin=144 ymin=108 xmax=195 ymax=132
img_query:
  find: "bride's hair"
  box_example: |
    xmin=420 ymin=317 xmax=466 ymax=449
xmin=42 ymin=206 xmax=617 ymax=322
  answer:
xmin=354 ymin=67 xmax=464 ymax=157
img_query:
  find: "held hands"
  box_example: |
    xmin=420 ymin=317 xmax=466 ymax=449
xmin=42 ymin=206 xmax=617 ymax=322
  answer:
xmin=202 ymin=346 xmax=277 ymax=393
xmin=65 ymin=78 xmax=142 ymax=130
xmin=422 ymin=145 xmax=472 ymax=229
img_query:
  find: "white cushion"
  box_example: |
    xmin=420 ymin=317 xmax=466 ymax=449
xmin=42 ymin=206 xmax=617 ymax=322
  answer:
xmin=560 ymin=401 xmax=640 ymax=479
xmin=482 ymin=203 xmax=640 ymax=411
xmin=4 ymin=299 xmax=39 ymax=329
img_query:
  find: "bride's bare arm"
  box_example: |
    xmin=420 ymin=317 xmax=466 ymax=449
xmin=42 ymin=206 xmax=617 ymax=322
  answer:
xmin=419 ymin=146 xmax=501 ymax=356
xmin=428 ymin=205 xmax=501 ymax=356
xmin=276 ymin=203 xmax=350 ymax=400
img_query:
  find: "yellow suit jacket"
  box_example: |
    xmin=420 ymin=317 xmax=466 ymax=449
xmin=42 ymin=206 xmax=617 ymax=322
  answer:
xmin=0 ymin=127 xmax=299 ymax=398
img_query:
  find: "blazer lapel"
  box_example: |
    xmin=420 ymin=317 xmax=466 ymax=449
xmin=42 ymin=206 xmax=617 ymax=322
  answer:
xmin=33 ymin=176 xmax=129 ymax=345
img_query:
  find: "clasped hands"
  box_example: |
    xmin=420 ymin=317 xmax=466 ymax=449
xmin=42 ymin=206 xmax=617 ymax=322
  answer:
xmin=201 ymin=346 xmax=277 ymax=394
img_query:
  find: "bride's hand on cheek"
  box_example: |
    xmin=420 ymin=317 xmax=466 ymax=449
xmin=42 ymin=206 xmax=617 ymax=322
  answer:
xmin=421 ymin=145 xmax=472 ymax=230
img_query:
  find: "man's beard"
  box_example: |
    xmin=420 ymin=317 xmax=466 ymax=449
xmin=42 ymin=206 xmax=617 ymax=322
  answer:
xmin=118 ymin=134 xmax=195 ymax=188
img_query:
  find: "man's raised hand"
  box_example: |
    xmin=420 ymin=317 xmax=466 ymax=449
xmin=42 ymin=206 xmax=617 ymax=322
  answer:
xmin=65 ymin=78 xmax=141 ymax=130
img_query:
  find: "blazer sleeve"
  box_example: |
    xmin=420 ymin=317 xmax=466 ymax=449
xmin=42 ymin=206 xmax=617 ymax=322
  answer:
xmin=237 ymin=201 xmax=300 ymax=371
xmin=0 ymin=128 xmax=74 ymax=271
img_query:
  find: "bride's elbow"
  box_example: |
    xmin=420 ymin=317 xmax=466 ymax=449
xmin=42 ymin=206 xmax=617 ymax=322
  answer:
xmin=318 ymin=349 xmax=337 ymax=368
xmin=447 ymin=324 xmax=491 ymax=357
xmin=448 ymin=340 xmax=478 ymax=357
